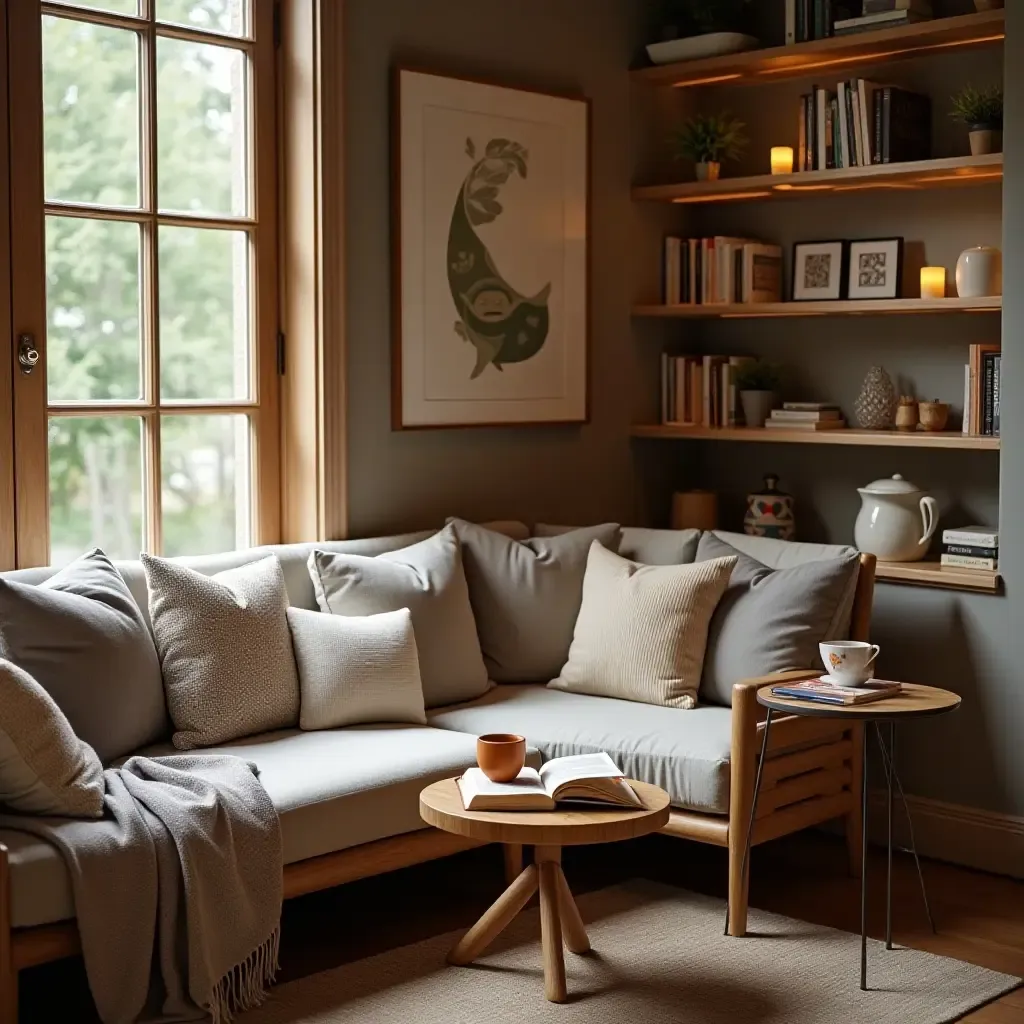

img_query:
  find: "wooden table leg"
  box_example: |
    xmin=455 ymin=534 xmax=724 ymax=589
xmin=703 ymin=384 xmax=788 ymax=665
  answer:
xmin=536 ymin=846 xmax=567 ymax=1003
xmin=554 ymin=864 xmax=590 ymax=954
xmin=503 ymin=843 xmax=524 ymax=885
xmin=447 ymin=863 xmax=539 ymax=966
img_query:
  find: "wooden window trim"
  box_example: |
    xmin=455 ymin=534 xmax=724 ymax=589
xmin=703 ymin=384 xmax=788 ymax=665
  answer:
xmin=0 ymin=0 xmax=13 ymax=570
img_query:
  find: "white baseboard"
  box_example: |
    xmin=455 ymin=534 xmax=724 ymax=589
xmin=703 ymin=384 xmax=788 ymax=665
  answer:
xmin=865 ymin=791 xmax=1024 ymax=880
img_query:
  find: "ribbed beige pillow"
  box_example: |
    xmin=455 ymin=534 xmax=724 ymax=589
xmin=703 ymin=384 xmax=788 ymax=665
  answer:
xmin=142 ymin=554 xmax=300 ymax=750
xmin=0 ymin=660 xmax=105 ymax=818
xmin=287 ymin=607 xmax=427 ymax=730
xmin=549 ymin=543 xmax=737 ymax=709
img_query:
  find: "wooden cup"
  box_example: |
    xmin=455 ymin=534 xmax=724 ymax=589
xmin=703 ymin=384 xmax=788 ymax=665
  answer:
xmin=476 ymin=733 xmax=526 ymax=783
xmin=919 ymin=401 xmax=950 ymax=432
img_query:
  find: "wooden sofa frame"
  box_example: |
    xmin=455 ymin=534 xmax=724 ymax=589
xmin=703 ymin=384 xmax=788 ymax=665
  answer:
xmin=0 ymin=553 xmax=875 ymax=1022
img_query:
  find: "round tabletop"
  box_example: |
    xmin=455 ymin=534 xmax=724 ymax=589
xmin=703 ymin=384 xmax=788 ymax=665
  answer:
xmin=757 ymin=681 xmax=961 ymax=720
xmin=419 ymin=778 xmax=671 ymax=847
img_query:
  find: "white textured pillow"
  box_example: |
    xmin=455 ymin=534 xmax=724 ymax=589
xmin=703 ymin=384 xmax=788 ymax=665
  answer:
xmin=142 ymin=554 xmax=300 ymax=750
xmin=549 ymin=543 xmax=737 ymax=709
xmin=0 ymin=660 xmax=104 ymax=818
xmin=287 ymin=607 xmax=427 ymax=730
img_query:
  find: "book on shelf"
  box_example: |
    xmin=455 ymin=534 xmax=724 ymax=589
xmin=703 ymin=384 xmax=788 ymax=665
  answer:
xmin=943 ymin=526 xmax=999 ymax=548
xmin=661 ymin=354 xmax=753 ymax=427
xmin=863 ymin=0 xmax=933 ymax=14
xmin=834 ymin=9 xmax=931 ymax=35
xmin=769 ymin=407 xmax=842 ymax=422
xmin=801 ymin=79 xmax=905 ymax=169
xmin=964 ymin=343 xmax=1000 ymax=437
xmin=764 ymin=417 xmax=847 ymax=431
xmin=782 ymin=401 xmax=839 ymax=412
xmin=456 ymin=752 xmax=642 ymax=812
xmin=875 ymin=86 xmax=931 ymax=164
xmin=944 ymin=544 xmax=998 ymax=559
xmin=661 ymin=237 xmax=782 ymax=306
xmin=787 ymin=0 xmax=858 ymax=43
xmin=941 ymin=553 xmax=998 ymax=572
xmin=771 ymin=678 xmax=903 ymax=706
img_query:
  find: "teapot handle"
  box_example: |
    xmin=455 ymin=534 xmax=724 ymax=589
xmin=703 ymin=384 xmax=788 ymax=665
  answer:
xmin=919 ymin=496 xmax=939 ymax=546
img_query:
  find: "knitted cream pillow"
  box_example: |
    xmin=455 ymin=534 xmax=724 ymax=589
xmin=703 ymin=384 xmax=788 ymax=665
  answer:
xmin=549 ymin=543 xmax=737 ymax=709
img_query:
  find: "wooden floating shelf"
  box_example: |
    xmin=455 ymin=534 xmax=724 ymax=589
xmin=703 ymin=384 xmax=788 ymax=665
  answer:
xmin=631 ymin=425 xmax=1000 ymax=451
xmin=874 ymin=560 xmax=1001 ymax=593
xmin=633 ymin=297 xmax=1002 ymax=319
xmin=632 ymin=154 xmax=1002 ymax=205
xmin=632 ymin=9 xmax=1004 ymax=88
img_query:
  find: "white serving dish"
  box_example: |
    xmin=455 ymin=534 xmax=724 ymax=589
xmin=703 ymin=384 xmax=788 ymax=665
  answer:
xmin=646 ymin=32 xmax=760 ymax=66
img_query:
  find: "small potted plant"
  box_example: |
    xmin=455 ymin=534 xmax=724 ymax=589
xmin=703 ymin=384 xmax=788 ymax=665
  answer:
xmin=734 ymin=361 xmax=782 ymax=428
xmin=669 ymin=112 xmax=747 ymax=181
xmin=950 ymin=84 xmax=1003 ymax=156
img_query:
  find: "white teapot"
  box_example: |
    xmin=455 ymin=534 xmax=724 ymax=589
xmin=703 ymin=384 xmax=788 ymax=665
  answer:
xmin=854 ymin=474 xmax=938 ymax=562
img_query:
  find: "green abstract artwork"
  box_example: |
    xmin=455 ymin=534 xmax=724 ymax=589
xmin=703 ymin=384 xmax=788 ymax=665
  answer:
xmin=447 ymin=137 xmax=552 ymax=380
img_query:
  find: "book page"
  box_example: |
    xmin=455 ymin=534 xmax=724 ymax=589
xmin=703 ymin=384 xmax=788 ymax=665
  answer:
xmin=459 ymin=766 xmax=545 ymax=801
xmin=538 ymin=752 xmax=624 ymax=797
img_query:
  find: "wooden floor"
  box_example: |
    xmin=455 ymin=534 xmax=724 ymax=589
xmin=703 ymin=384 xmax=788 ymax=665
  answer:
xmin=18 ymin=830 xmax=1024 ymax=1021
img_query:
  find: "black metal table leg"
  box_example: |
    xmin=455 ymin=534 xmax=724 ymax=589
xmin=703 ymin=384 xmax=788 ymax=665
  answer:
xmin=860 ymin=726 xmax=869 ymax=991
xmin=886 ymin=721 xmax=894 ymax=951
xmin=724 ymin=707 xmax=773 ymax=936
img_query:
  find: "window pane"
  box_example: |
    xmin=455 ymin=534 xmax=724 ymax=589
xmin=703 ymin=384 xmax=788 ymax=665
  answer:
xmin=156 ymin=0 xmax=248 ymax=37
xmin=46 ymin=217 xmax=142 ymax=402
xmin=159 ymin=227 xmax=250 ymax=400
xmin=49 ymin=416 xmax=144 ymax=565
xmin=43 ymin=17 xmax=140 ymax=208
xmin=48 ymin=1 xmax=138 ymax=14
xmin=161 ymin=415 xmax=249 ymax=556
xmin=157 ymin=37 xmax=248 ymax=216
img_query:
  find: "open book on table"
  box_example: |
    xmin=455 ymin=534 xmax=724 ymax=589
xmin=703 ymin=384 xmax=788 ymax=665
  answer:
xmin=457 ymin=752 xmax=642 ymax=812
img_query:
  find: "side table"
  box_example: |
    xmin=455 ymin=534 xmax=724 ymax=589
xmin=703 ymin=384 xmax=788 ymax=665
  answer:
xmin=420 ymin=777 xmax=670 ymax=1003
xmin=731 ymin=681 xmax=961 ymax=991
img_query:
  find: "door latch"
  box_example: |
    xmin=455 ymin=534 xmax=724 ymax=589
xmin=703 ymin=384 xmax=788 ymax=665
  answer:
xmin=17 ymin=334 xmax=39 ymax=375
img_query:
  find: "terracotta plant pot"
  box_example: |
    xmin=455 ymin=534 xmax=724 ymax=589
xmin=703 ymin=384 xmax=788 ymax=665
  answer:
xmin=695 ymin=161 xmax=721 ymax=182
xmin=969 ymin=127 xmax=1002 ymax=156
xmin=919 ymin=401 xmax=950 ymax=432
xmin=476 ymin=733 xmax=526 ymax=783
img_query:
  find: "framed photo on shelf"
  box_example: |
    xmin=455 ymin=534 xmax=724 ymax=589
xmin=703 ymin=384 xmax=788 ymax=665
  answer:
xmin=792 ymin=240 xmax=846 ymax=301
xmin=392 ymin=68 xmax=590 ymax=429
xmin=847 ymin=237 xmax=904 ymax=300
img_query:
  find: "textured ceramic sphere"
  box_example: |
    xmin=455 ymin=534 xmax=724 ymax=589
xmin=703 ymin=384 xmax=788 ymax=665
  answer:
xmin=854 ymin=366 xmax=897 ymax=430
xmin=956 ymin=246 xmax=1002 ymax=298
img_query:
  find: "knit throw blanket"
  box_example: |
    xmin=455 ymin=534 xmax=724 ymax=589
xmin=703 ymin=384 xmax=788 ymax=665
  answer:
xmin=2 ymin=754 xmax=282 ymax=1023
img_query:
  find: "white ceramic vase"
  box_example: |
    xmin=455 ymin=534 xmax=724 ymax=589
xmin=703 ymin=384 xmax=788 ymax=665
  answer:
xmin=956 ymin=246 xmax=1002 ymax=298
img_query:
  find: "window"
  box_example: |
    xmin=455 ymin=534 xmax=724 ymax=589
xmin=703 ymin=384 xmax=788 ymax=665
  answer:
xmin=7 ymin=0 xmax=279 ymax=567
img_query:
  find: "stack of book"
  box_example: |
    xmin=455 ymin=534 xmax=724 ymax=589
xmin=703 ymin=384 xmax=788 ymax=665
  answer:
xmin=798 ymin=82 xmax=930 ymax=170
xmin=963 ymin=343 xmax=1001 ymax=437
xmin=765 ymin=402 xmax=847 ymax=432
xmin=834 ymin=0 xmax=933 ymax=37
xmin=663 ymin=237 xmax=782 ymax=306
xmin=941 ymin=526 xmax=998 ymax=574
xmin=660 ymin=354 xmax=754 ymax=427
xmin=771 ymin=678 xmax=902 ymax=706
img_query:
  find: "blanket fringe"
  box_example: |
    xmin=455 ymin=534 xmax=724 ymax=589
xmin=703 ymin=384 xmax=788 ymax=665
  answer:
xmin=208 ymin=927 xmax=281 ymax=1024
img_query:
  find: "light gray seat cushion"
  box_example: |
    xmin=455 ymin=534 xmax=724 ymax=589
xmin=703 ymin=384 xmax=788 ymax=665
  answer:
xmin=430 ymin=684 xmax=732 ymax=815
xmin=4 ymin=725 xmax=541 ymax=929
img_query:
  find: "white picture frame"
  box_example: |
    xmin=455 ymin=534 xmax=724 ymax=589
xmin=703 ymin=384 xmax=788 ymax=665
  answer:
xmin=393 ymin=69 xmax=590 ymax=429
xmin=847 ymin=237 xmax=904 ymax=300
xmin=792 ymin=240 xmax=846 ymax=301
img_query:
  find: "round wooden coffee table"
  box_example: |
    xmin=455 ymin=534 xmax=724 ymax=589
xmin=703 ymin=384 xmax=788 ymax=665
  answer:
xmin=419 ymin=777 xmax=670 ymax=1003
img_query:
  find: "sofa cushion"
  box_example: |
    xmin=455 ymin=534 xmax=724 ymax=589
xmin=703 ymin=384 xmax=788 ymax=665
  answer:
xmin=308 ymin=527 xmax=489 ymax=709
xmin=536 ymin=524 xmax=699 ymax=565
xmin=696 ymin=532 xmax=862 ymax=707
xmin=450 ymin=519 xmax=621 ymax=684
xmin=0 ymin=549 xmax=166 ymax=762
xmin=430 ymin=684 xmax=732 ymax=814
xmin=4 ymin=726 xmax=542 ymax=929
xmin=287 ymin=607 xmax=426 ymax=730
xmin=143 ymin=554 xmax=300 ymax=749
xmin=550 ymin=544 xmax=736 ymax=710
xmin=0 ymin=660 xmax=105 ymax=818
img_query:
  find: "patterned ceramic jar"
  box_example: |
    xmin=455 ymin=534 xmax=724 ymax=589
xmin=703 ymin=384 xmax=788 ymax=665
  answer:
xmin=744 ymin=474 xmax=795 ymax=541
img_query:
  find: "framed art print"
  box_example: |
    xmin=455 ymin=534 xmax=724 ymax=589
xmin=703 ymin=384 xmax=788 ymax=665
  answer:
xmin=792 ymin=240 xmax=846 ymax=301
xmin=393 ymin=69 xmax=590 ymax=428
xmin=847 ymin=237 xmax=904 ymax=300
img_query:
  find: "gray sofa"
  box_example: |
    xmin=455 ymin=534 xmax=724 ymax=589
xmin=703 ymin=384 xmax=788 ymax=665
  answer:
xmin=0 ymin=523 xmax=875 ymax=1017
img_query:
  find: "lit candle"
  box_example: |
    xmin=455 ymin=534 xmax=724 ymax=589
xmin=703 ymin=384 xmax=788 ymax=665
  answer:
xmin=920 ymin=266 xmax=946 ymax=300
xmin=771 ymin=146 xmax=794 ymax=175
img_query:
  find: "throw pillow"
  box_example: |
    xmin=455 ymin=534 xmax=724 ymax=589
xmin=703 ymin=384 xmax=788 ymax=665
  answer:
xmin=142 ymin=554 xmax=300 ymax=750
xmin=0 ymin=549 xmax=167 ymax=762
xmin=0 ymin=660 xmax=105 ymax=818
xmin=695 ymin=532 xmax=862 ymax=706
xmin=549 ymin=543 xmax=736 ymax=709
xmin=307 ymin=525 xmax=488 ymax=708
xmin=536 ymin=524 xmax=699 ymax=565
xmin=449 ymin=519 xmax=622 ymax=684
xmin=287 ymin=607 xmax=427 ymax=730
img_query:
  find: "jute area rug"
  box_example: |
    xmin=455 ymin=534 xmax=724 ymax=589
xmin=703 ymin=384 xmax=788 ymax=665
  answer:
xmin=242 ymin=880 xmax=1020 ymax=1023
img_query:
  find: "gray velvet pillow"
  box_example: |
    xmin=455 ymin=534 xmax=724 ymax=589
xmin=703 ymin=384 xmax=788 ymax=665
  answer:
xmin=536 ymin=524 xmax=698 ymax=565
xmin=0 ymin=549 xmax=167 ymax=762
xmin=696 ymin=532 xmax=861 ymax=706
xmin=0 ymin=660 xmax=105 ymax=818
xmin=450 ymin=520 xmax=621 ymax=683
